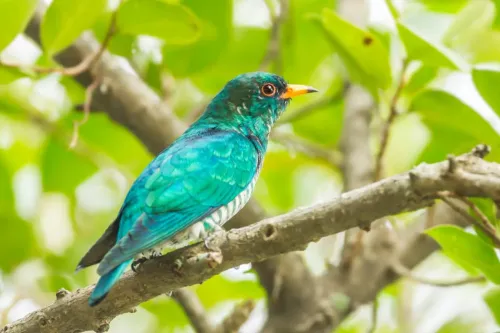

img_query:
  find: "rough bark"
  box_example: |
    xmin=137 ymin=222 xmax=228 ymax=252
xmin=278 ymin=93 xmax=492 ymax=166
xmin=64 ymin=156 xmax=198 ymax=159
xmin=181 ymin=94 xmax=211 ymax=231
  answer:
xmin=2 ymin=148 xmax=499 ymax=333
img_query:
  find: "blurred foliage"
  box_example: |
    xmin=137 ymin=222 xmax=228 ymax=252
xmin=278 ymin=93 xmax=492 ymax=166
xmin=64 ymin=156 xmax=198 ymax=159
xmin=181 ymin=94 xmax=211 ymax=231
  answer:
xmin=0 ymin=0 xmax=500 ymax=332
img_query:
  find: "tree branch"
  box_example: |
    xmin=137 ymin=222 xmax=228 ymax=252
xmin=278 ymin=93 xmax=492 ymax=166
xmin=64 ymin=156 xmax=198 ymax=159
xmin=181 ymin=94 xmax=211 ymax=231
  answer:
xmin=172 ymin=289 xmax=214 ymax=333
xmin=374 ymin=59 xmax=408 ymax=180
xmin=260 ymin=0 xmax=289 ymax=74
xmin=24 ymin=5 xmax=186 ymax=156
xmin=3 ymin=1 xmax=120 ymax=77
xmin=3 ymin=146 xmax=499 ymax=333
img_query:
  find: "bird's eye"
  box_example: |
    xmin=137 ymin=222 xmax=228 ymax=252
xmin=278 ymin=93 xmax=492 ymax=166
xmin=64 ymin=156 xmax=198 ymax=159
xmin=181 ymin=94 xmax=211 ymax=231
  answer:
xmin=261 ymin=83 xmax=276 ymax=97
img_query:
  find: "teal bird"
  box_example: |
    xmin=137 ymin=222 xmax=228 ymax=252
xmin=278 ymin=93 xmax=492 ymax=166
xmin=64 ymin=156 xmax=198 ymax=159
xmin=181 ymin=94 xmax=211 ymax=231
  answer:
xmin=77 ymin=72 xmax=317 ymax=306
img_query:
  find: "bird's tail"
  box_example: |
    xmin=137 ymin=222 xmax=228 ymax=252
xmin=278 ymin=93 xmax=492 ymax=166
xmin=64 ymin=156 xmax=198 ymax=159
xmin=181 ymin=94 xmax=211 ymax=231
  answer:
xmin=88 ymin=259 xmax=131 ymax=307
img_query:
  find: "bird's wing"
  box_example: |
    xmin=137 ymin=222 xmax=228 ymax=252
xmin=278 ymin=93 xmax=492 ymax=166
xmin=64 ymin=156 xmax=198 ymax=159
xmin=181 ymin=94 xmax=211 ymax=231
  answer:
xmin=97 ymin=130 xmax=259 ymax=275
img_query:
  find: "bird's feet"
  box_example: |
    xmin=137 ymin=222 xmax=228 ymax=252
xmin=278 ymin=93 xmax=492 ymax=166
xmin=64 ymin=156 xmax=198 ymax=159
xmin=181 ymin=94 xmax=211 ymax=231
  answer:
xmin=202 ymin=222 xmax=225 ymax=252
xmin=131 ymin=250 xmax=162 ymax=273
xmin=131 ymin=257 xmax=147 ymax=273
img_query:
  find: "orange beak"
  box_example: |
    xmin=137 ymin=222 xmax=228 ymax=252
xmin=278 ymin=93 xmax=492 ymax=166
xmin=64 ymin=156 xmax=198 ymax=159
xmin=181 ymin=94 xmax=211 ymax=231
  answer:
xmin=280 ymin=84 xmax=318 ymax=99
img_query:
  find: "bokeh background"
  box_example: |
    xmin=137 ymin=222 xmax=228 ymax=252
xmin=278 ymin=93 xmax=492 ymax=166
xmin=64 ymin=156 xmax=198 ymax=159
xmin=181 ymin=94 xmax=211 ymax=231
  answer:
xmin=2 ymin=0 xmax=500 ymax=332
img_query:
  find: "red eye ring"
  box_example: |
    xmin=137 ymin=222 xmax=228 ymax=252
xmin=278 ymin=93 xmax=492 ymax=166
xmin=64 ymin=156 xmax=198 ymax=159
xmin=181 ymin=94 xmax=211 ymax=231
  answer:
xmin=261 ymin=83 xmax=276 ymax=97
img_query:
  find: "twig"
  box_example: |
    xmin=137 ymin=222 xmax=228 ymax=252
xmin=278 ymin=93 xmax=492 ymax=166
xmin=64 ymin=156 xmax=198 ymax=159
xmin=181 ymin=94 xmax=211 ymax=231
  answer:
xmin=367 ymin=297 xmax=378 ymax=333
xmin=391 ymin=260 xmax=486 ymax=287
xmin=458 ymin=196 xmax=497 ymax=232
xmin=260 ymin=0 xmax=289 ymax=73
xmin=215 ymin=300 xmax=255 ymax=333
xmin=172 ymin=289 xmax=254 ymax=333
xmin=437 ymin=191 xmax=500 ymax=248
xmin=271 ymin=131 xmax=342 ymax=168
xmin=69 ymin=77 xmax=101 ymax=149
xmin=0 ymin=1 xmax=121 ymax=76
xmin=172 ymin=289 xmax=214 ymax=333
xmin=374 ymin=59 xmax=409 ymax=180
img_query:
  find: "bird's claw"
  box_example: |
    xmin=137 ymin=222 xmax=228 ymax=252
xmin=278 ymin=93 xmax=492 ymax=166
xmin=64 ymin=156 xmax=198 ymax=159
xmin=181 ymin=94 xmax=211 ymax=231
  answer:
xmin=204 ymin=237 xmax=219 ymax=253
xmin=131 ymin=257 xmax=148 ymax=273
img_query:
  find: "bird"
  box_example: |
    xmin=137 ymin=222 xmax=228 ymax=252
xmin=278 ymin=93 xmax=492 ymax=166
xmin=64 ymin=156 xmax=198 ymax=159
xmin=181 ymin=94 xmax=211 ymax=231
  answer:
xmin=76 ymin=72 xmax=318 ymax=307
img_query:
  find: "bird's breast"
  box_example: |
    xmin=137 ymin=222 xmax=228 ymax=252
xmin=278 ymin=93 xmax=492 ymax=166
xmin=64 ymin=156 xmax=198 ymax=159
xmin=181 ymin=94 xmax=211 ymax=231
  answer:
xmin=202 ymin=171 xmax=260 ymax=228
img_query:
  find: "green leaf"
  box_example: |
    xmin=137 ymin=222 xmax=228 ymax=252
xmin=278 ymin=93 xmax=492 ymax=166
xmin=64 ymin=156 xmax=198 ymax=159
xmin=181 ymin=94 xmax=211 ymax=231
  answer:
xmin=469 ymin=198 xmax=498 ymax=228
xmin=196 ymin=275 xmax=265 ymax=308
xmin=40 ymin=138 xmax=98 ymax=195
xmin=163 ymin=0 xmax=232 ymax=77
xmin=492 ymin=0 xmax=500 ymax=29
xmin=472 ymin=68 xmax=500 ymax=118
xmin=418 ymin=0 xmax=469 ymax=13
xmin=0 ymin=0 xmax=38 ymax=51
xmin=484 ymin=287 xmax=500 ymax=325
xmin=292 ymin=101 xmax=344 ymax=146
xmin=317 ymin=9 xmax=391 ymax=92
xmin=442 ymin=0 xmax=494 ymax=49
xmin=2 ymin=214 xmax=38 ymax=272
xmin=0 ymin=67 xmax=29 ymax=86
xmin=191 ymin=27 xmax=268 ymax=94
xmin=117 ymin=0 xmax=201 ymax=45
xmin=397 ymin=23 xmax=463 ymax=69
xmin=72 ymin=113 xmax=151 ymax=175
xmin=37 ymin=273 xmax=73 ymax=292
xmin=281 ymin=0 xmax=335 ymax=84
xmin=426 ymin=225 xmax=500 ymax=284
xmin=411 ymin=90 xmax=500 ymax=163
xmin=404 ymin=65 xmax=439 ymax=95
xmin=92 ymin=12 xmax=136 ymax=59
xmin=141 ymin=298 xmax=190 ymax=328
xmin=41 ymin=0 xmax=108 ymax=55
xmin=0 ymin=157 xmax=38 ymax=273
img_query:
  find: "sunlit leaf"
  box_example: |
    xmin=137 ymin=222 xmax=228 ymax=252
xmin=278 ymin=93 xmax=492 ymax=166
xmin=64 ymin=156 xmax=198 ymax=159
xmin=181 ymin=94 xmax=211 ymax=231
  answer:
xmin=64 ymin=113 xmax=151 ymax=175
xmin=292 ymin=101 xmax=343 ymax=146
xmin=317 ymin=9 xmax=391 ymax=93
xmin=418 ymin=0 xmax=469 ymax=13
xmin=40 ymin=138 xmax=98 ymax=195
xmin=485 ymin=287 xmax=500 ymax=325
xmin=41 ymin=0 xmax=107 ymax=55
xmin=141 ymin=298 xmax=190 ymax=328
xmin=397 ymin=23 xmax=464 ymax=69
xmin=0 ymin=158 xmax=38 ymax=272
xmin=281 ymin=0 xmax=335 ymax=84
xmin=117 ymin=0 xmax=201 ymax=45
xmin=92 ymin=12 xmax=136 ymax=59
xmin=411 ymin=90 xmax=500 ymax=163
xmin=163 ymin=0 xmax=232 ymax=77
xmin=404 ymin=65 xmax=439 ymax=95
xmin=197 ymin=275 xmax=265 ymax=308
xmin=492 ymin=0 xmax=500 ymax=29
xmin=442 ymin=1 xmax=494 ymax=49
xmin=426 ymin=225 xmax=500 ymax=284
xmin=0 ymin=67 xmax=28 ymax=86
xmin=0 ymin=0 xmax=37 ymax=52
xmin=472 ymin=68 xmax=500 ymax=118
xmin=191 ymin=27 xmax=268 ymax=93
xmin=37 ymin=273 xmax=73 ymax=292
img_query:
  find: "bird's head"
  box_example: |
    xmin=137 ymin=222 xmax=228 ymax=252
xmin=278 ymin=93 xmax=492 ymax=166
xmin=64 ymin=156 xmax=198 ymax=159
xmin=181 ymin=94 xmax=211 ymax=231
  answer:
xmin=201 ymin=72 xmax=318 ymax=133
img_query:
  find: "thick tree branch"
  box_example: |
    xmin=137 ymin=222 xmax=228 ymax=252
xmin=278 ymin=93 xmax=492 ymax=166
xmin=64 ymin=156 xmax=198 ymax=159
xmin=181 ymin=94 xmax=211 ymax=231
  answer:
xmin=3 ymin=147 xmax=499 ymax=333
